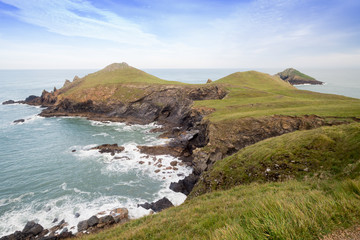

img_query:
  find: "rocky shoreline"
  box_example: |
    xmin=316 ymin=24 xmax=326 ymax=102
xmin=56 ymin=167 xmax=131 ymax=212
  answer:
xmin=0 ymin=207 xmax=129 ymax=240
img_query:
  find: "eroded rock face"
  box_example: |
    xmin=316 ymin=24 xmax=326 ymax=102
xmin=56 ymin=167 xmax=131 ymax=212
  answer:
xmin=38 ymin=85 xmax=227 ymax=127
xmin=171 ymin=115 xmax=340 ymax=196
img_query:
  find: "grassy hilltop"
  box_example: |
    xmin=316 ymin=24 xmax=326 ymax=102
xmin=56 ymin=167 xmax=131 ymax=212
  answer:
xmin=57 ymin=62 xmax=185 ymax=104
xmin=194 ymin=70 xmax=359 ymax=121
xmin=55 ymin=64 xmax=360 ymax=239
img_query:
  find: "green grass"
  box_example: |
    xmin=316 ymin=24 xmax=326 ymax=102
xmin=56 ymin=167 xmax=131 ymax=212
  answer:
xmin=290 ymin=69 xmax=316 ymax=80
xmin=190 ymin=123 xmax=360 ymax=197
xmin=194 ymin=71 xmax=360 ymax=121
xmin=81 ymin=179 xmax=360 ymax=240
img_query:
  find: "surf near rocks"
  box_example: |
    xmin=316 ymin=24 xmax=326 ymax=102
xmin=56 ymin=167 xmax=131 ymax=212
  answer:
xmin=0 ymin=208 xmax=129 ymax=240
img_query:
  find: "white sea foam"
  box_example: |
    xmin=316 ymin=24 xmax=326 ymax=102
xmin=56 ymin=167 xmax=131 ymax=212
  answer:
xmin=99 ymin=143 xmax=192 ymax=183
xmin=10 ymin=114 xmax=44 ymax=125
xmin=90 ymin=120 xmax=161 ymax=133
xmin=0 ymin=192 xmax=154 ymax=237
xmin=0 ymin=192 xmax=35 ymax=208
xmin=92 ymin=132 xmax=110 ymax=137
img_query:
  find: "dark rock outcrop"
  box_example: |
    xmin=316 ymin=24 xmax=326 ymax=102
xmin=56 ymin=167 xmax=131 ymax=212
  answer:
xmin=87 ymin=216 xmax=99 ymax=227
xmin=76 ymin=208 xmax=129 ymax=234
xmin=77 ymin=220 xmax=89 ymax=232
xmin=0 ymin=221 xmax=50 ymax=240
xmin=139 ymin=197 xmax=174 ymax=212
xmin=170 ymin=173 xmax=198 ymax=195
xmin=2 ymin=100 xmax=15 ymax=105
xmin=91 ymin=144 xmax=125 ymax=156
xmin=22 ymin=221 xmax=44 ymax=237
xmin=13 ymin=119 xmax=25 ymax=124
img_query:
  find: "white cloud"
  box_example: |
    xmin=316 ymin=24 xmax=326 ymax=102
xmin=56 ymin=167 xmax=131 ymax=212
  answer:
xmin=0 ymin=0 xmax=159 ymax=46
xmin=0 ymin=0 xmax=359 ymax=68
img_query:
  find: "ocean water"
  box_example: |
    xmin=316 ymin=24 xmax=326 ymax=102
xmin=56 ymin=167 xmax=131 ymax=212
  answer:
xmin=0 ymin=68 xmax=359 ymax=237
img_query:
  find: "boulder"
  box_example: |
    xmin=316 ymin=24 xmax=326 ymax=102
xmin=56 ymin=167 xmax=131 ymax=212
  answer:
xmin=110 ymin=208 xmax=129 ymax=223
xmin=87 ymin=216 xmax=99 ymax=227
xmin=77 ymin=220 xmax=88 ymax=232
xmin=139 ymin=197 xmax=174 ymax=212
xmin=22 ymin=221 xmax=44 ymax=237
xmin=98 ymin=215 xmax=115 ymax=228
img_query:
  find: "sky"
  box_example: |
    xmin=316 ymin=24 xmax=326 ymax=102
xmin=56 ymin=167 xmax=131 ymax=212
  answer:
xmin=0 ymin=0 xmax=360 ymax=69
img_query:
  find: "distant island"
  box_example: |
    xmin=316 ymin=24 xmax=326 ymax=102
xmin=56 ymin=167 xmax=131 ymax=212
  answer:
xmin=276 ymin=68 xmax=324 ymax=85
xmin=2 ymin=63 xmax=360 ymax=240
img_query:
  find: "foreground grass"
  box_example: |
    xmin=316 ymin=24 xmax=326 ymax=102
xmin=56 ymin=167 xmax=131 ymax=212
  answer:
xmin=80 ymin=179 xmax=360 ymax=240
xmin=194 ymin=71 xmax=360 ymax=121
xmin=191 ymin=123 xmax=360 ymax=197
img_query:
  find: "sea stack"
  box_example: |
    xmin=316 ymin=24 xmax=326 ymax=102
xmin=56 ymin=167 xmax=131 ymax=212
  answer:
xmin=276 ymin=68 xmax=323 ymax=85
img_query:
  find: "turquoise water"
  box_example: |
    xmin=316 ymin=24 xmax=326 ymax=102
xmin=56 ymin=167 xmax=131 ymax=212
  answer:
xmin=0 ymin=68 xmax=359 ymax=236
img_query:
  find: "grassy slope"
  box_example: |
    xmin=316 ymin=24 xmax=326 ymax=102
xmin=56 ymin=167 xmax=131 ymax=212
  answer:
xmin=82 ymin=179 xmax=360 ymax=240
xmin=190 ymin=123 xmax=360 ymax=197
xmin=290 ymin=68 xmax=316 ymax=80
xmin=80 ymin=124 xmax=360 ymax=240
xmin=194 ymin=71 xmax=360 ymax=121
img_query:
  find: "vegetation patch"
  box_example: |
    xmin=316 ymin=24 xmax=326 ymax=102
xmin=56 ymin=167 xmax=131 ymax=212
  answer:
xmin=190 ymin=123 xmax=360 ymax=197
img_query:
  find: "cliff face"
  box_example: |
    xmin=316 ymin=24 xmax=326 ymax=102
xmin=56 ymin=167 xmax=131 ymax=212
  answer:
xmin=276 ymin=68 xmax=323 ymax=85
xmin=39 ymin=84 xmax=227 ymax=126
xmin=171 ymin=115 xmax=347 ymax=196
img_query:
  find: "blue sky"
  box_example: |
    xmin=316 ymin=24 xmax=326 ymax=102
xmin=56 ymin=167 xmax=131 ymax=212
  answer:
xmin=0 ymin=0 xmax=359 ymax=69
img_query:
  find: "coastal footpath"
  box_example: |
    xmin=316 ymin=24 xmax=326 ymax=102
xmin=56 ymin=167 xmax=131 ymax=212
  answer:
xmin=2 ymin=63 xmax=360 ymax=239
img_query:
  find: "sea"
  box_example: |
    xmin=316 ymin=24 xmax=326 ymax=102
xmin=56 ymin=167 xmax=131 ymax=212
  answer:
xmin=0 ymin=68 xmax=359 ymax=236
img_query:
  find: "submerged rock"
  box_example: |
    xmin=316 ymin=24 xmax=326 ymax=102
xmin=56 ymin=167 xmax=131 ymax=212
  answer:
xmin=2 ymin=100 xmax=15 ymax=105
xmin=91 ymin=144 xmax=125 ymax=156
xmin=13 ymin=119 xmax=25 ymax=124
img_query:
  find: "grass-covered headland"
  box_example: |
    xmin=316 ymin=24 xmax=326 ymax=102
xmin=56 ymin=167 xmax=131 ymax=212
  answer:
xmin=79 ymin=123 xmax=360 ymax=240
